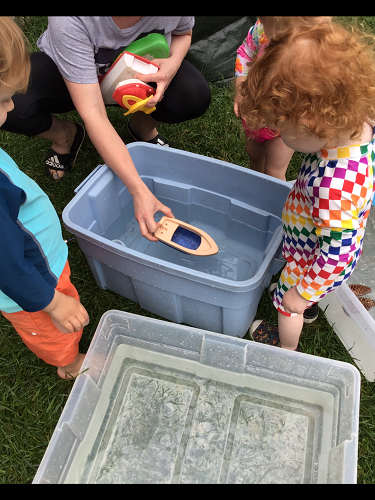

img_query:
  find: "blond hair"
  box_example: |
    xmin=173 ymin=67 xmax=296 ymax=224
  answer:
xmin=239 ymin=22 xmax=375 ymax=147
xmin=0 ymin=16 xmax=30 ymax=93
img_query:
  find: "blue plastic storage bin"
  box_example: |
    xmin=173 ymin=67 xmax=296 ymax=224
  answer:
xmin=62 ymin=144 xmax=291 ymax=337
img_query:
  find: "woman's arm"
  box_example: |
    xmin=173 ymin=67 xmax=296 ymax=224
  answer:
xmin=63 ymin=77 xmax=174 ymax=241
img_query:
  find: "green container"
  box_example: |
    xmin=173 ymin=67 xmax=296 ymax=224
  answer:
xmin=116 ymin=33 xmax=169 ymax=63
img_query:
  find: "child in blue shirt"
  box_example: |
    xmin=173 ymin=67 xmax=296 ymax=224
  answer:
xmin=0 ymin=17 xmax=89 ymax=378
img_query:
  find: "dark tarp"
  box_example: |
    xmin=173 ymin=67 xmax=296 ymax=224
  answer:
xmin=186 ymin=16 xmax=257 ymax=86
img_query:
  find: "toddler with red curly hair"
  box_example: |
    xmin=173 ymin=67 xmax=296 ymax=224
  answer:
xmin=238 ymin=22 xmax=375 ymax=351
xmin=234 ymin=16 xmax=331 ymax=180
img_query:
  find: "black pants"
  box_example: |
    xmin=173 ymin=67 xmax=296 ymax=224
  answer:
xmin=2 ymin=52 xmax=212 ymax=137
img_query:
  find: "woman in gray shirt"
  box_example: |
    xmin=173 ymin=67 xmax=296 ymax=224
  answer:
xmin=3 ymin=16 xmax=211 ymax=241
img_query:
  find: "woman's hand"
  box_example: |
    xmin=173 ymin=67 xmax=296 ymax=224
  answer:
xmin=135 ymin=57 xmax=181 ymax=107
xmin=134 ymin=30 xmax=192 ymax=107
xmin=132 ymin=185 xmax=174 ymax=241
xmin=282 ymin=286 xmax=311 ymax=315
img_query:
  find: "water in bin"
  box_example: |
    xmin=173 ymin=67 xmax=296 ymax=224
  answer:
xmin=103 ymin=207 xmax=267 ymax=283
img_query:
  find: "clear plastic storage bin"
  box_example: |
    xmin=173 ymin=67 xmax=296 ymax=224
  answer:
xmin=33 ymin=311 xmax=360 ymax=484
xmin=319 ymin=206 xmax=375 ymax=381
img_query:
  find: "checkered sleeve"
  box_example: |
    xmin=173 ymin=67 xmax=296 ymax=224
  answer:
xmin=295 ymin=158 xmax=368 ymax=301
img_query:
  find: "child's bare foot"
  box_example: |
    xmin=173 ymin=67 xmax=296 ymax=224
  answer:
xmin=57 ymin=352 xmax=86 ymax=379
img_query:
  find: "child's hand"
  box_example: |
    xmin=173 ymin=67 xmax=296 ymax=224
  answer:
xmin=233 ymin=95 xmax=240 ymax=116
xmin=43 ymin=290 xmax=89 ymax=333
xmin=282 ymin=286 xmax=310 ymax=315
xmin=234 ymin=76 xmax=247 ymax=117
xmin=234 ymin=95 xmax=240 ymax=117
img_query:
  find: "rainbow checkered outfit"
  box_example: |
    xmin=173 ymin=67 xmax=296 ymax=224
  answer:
xmin=273 ymin=131 xmax=375 ymax=316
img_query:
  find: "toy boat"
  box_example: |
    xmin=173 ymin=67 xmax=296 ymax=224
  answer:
xmin=154 ymin=217 xmax=219 ymax=256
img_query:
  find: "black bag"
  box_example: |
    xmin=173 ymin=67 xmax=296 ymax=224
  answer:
xmin=186 ymin=16 xmax=257 ymax=86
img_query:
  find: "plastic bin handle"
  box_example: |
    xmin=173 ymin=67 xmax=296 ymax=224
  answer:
xmin=74 ymin=165 xmax=104 ymax=194
xmin=264 ymin=224 xmax=283 ymax=256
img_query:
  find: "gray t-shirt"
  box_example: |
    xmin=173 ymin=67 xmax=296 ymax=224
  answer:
xmin=37 ymin=16 xmax=195 ymax=84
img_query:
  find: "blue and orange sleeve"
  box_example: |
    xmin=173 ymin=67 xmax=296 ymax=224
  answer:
xmin=0 ymin=172 xmax=56 ymax=312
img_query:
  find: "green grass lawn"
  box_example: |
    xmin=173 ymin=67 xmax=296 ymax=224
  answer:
xmin=1 ymin=16 xmax=375 ymax=484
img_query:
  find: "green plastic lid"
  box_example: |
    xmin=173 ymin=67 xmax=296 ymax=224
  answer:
xmin=114 ymin=33 xmax=170 ymax=64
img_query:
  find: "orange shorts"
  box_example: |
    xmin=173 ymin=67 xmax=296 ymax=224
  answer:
xmin=1 ymin=260 xmax=83 ymax=367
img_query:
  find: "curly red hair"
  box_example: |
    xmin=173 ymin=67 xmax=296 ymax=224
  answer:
xmin=259 ymin=16 xmax=332 ymax=33
xmin=238 ymin=22 xmax=375 ymax=147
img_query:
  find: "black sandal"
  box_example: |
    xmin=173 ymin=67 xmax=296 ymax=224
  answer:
xmin=45 ymin=123 xmax=85 ymax=179
xmin=127 ymin=119 xmax=170 ymax=147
